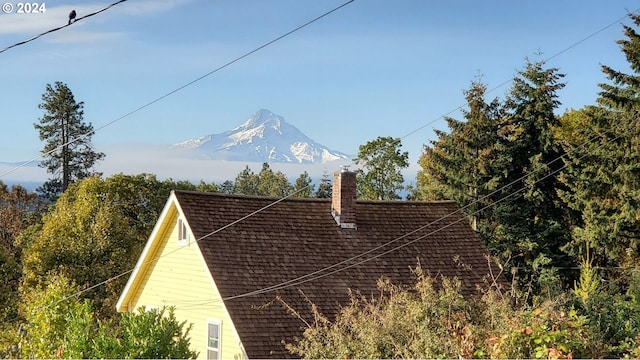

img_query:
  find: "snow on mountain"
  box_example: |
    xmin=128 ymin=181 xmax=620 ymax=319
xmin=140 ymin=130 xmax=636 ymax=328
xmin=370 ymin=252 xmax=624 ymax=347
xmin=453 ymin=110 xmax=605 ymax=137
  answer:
xmin=171 ymin=109 xmax=351 ymax=164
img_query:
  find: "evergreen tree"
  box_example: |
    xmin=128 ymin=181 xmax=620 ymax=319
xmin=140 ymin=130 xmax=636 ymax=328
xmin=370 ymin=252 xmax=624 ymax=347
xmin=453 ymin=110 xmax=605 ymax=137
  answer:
xmin=491 ymin=59 xmax=572 ymax=289
xmin=34 ymin=82 xmax=104 ymax=201
xmin=219 ymin=180 xmax=234 ymax=194
xmin=292 ymin=171 xmax=314 ymax=198
xmin=315 ymin=171 xmax=332 ymax=198
xmin=233 ymin=166 xmax=259 ymax=195
xmin=354 ymin=136 xmax=409 ymax=200
xmin=256 ymin=162 xmax=291 ymax=197
xmin=415 ymin=80 xmax=502 ymax=231
xmin=559 ymin=13 xmax=640 ymax=269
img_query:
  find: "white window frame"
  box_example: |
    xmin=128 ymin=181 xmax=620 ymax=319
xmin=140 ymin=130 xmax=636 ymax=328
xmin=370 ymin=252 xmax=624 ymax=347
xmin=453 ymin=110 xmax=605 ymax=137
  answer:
xmin=177 ymin=218 xmax=190 ymax=246
xmin=207 ymin=319 xmax=221 ymax=360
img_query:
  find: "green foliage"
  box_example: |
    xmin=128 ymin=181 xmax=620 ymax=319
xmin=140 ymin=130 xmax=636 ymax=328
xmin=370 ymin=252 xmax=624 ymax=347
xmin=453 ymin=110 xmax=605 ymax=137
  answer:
xmin=568 ymin=264 xmax=640 ymax=358
xmin=19 ymin=274 xmax=92 ymax=359
xmin=233 ymin=165 xmax=259 ymax=195
xmin=287 ymin=269 xmax=609 ymax=359
xmin=34 ymin=81 xmax=105 ymax=200
xmin=257 ymin=162 xmax=292 ymax=197
xmin=113 ymin=307 xmax=198 ymax=359
xmin=557 ymin=15 xmax=640 ymax=269
xmin=20 ymin=176 xmax=140 ymax=319
xmin=288 ymin=268 xmax=511 ymax=359
xmin=18 ymin=273 xmax=197 ymax=359
xmin=354 ymin=136 xmax=409 ymax=200
xmin=18 ymin=173 xmax=199 ymax=321
xmin=415 ymin=79 xmax=502 ymax=230
xmin=315 ymin=172 xmax=332 ymax=198
xmin=416 ymin=62 xmax=574 ymax=294
xmin=0 ymin=182 xmax=43 ymax=347
xmin=491 ymin=300 xmax=593 ymax=359
xmin=292 ymin=171 xmax=314 ymax=197
xmin=488 ymin=59 xmax=573 ymax=293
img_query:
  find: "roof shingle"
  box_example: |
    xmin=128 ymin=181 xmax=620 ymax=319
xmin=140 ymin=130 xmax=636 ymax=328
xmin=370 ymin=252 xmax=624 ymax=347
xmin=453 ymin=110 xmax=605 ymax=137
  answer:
xmin=174 ymin=190 xmax=500 ymax=358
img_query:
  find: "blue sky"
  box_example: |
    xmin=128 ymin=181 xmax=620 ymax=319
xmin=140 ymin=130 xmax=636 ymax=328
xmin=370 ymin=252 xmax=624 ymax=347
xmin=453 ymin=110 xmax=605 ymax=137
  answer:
xmin=0 ymin=0 xmax=637 ymax=184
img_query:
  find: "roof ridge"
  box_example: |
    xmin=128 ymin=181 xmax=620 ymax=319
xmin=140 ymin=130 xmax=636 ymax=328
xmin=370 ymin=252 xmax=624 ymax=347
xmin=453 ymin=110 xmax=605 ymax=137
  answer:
xmin=172 ymin=189 xmax=330 ymax=203
xmin=173 ymin=190 xmax=457 ymax=205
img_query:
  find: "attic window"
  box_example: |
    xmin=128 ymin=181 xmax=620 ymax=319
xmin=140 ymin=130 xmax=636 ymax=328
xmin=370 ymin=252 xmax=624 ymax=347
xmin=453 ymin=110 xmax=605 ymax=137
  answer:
xmin=177 ymin=218 xmax=189 ymax=246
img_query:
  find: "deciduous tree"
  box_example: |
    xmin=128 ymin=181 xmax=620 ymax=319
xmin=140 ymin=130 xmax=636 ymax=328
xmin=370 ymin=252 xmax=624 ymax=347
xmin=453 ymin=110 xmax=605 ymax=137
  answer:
xmin=354 ymin=136 xmax=409 ymax=200
xmin=18 ymin=274 xmax=198 ymax=359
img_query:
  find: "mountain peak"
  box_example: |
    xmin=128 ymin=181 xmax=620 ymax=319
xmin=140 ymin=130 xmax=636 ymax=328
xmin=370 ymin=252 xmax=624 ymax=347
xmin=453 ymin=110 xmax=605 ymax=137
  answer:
xmin=236 ymin=109 xmax=284 ymax=135
xmin=172 ymin=110 xmax=351 ymax=164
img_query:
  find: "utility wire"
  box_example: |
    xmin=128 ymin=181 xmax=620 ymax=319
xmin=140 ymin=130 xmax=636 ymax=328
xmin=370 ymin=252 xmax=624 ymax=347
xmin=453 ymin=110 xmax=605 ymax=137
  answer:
xmin=51 ymin=183 xmax=315 ymax=311
xmin=57 ymin=109 xmax=634 ymax=313
xmin=0 ymin=0 xmax=128 ymax=55
xmin=5 ymin=0 xmax=357 ymax=320
xmin=398 ymin=7 xmax=640 ymax=141
xmin=0 ymin=0 xmax=356 ymax=180
xmin=176 ymin=115 xmax=634 ymax=307
xmin=222 ymin=127 xmax=629 ymax=301
xmin=7 ymin=3 xmax=637 ymax=317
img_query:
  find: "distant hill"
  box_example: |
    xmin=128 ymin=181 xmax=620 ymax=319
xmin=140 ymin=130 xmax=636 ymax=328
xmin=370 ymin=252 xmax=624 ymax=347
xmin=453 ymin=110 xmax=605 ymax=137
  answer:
xmin=171 ymin=109 xmax=352 ymax=164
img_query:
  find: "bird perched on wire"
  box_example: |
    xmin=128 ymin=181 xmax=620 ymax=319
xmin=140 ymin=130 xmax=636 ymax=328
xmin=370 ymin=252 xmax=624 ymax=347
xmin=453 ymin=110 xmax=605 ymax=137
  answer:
xmin=68 ymin=10 xmax=76 ymax=25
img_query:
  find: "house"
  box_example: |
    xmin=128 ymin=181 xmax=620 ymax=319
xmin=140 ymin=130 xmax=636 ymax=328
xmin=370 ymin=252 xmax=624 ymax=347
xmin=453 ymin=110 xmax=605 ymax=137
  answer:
xmin=116 ymin=169 xmax=502 ymax=359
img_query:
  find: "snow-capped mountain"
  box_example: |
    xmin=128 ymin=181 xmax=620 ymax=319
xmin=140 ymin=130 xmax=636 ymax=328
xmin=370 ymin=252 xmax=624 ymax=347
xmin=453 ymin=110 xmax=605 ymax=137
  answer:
xmin=171 ymin=109 xmax=351 ymax=164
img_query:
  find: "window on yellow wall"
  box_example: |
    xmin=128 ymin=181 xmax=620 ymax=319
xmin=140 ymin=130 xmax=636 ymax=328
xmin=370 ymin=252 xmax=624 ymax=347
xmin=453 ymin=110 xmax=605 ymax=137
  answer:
xmin=207 ymin=320 xmax=221 ymax=360
xmin=177 ymin=218 xmax=189 ymax=246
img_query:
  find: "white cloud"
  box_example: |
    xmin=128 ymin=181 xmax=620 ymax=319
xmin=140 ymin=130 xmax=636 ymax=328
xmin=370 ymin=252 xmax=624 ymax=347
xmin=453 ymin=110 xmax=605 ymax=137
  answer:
xmin=95 ymin=143 xmax=351 ymax=183
xmin=0 ymin=0 xmax=192 ymax=46
xmin=0 ymin=143 xmax=418 ymax=192
xmin=0 ymin=162 xmax=47 ymax=184
xmin=0 ymin=5 xmax=99 ymax=35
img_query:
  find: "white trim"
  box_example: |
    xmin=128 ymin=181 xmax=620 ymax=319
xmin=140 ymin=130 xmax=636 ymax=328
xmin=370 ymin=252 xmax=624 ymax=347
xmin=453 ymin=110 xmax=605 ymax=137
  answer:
xmin=206 ymin=319 xmax=222 ymax=360
xmin=116 ymin=191 xmax=179 ymax=312
xmin=192 ymin=226 xmax=248 ymax=360
xmin=177 ymin=217 xmax=190 ymax=246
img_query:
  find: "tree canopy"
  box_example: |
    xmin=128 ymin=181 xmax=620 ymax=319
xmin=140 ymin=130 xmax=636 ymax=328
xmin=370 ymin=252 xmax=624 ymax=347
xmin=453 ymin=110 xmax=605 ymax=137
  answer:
xmin=34 ymin=82 xmax=105 ymax=200
xmin=354 ymin=136 xmax=409 ymax=200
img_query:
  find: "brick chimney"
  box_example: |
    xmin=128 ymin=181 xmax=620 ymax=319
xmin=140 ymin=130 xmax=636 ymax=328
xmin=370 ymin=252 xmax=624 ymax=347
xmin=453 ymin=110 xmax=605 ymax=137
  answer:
xmin=331 ymin=167 xmax=357 ymax=229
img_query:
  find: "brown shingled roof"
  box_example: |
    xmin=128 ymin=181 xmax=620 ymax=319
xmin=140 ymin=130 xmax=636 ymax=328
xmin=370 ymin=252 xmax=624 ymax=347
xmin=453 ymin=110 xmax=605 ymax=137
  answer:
xmin=174 ymin=190 xmax=501 ymax=358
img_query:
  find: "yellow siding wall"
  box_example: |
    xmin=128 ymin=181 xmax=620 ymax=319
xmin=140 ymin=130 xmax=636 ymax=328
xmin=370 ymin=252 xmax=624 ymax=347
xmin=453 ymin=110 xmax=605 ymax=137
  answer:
xmin=126 ymin=208 xmax=245 ymax=360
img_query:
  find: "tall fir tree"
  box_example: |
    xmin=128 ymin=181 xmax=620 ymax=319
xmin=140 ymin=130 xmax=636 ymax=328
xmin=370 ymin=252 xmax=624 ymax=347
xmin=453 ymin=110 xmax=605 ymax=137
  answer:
xmin=34 ymin=82 xmax=104 ymax=201
xmin=559 ymin=13 xmax=640 ymax=270
xmin=415 ymin=80 xmax=503 ymax=231
xmin=491 ymin=59 xmax=572 ymax=289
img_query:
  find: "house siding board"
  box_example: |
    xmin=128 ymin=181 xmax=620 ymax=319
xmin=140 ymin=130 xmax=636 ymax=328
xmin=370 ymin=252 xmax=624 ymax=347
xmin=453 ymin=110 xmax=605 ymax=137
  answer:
xmin=129 ymin=207 xmax=245 ymax=360
xmin=173 ymin=191 xmax=503 ymax=358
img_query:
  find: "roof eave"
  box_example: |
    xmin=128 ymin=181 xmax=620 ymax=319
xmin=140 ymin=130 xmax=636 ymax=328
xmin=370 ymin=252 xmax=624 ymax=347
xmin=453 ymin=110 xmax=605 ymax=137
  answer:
xmin=115 ymin=191 xmax=179 ymax=312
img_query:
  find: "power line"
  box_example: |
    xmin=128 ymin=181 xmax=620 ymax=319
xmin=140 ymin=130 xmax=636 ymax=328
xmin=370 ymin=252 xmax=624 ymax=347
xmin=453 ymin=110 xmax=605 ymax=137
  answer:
xmin=174 ymin=115 xmax=635 ymax=307
xmin=7 ymin=2 xmax=638 ymax=319
xmin=4 ymin=0 xmax=357 ymax=320
xmin=21 ymin=99 xmax=635 ymax=321
xmin=0 ymin=0 xmax=128 ymax=55
xmin=0 ymin=0 xmax=356 ymax=180
xmin=398 ymin=7 xmax=640 ymax=141
xmin=222 ymin=127 xmax=630 ymax=301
